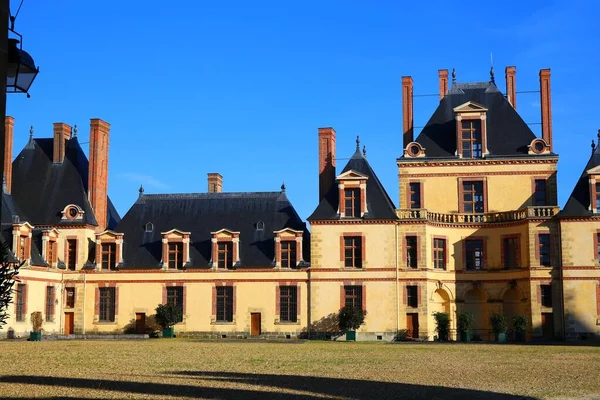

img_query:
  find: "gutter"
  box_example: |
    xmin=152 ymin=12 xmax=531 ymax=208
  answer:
xmin=395 ymin=223 xmax=400 ymax=335
xmin=83 ymin=271 xmax=86 ymax=335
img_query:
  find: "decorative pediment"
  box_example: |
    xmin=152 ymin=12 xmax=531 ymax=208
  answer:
xmin=42 ymin=228 xmax=59 ymax=236
xmin=96 ymin=230 xmax=124 ymax=241
xmin=61 ymin=204 xmax=85 ymax=221
xmin=587 ymin=165 xmax=600 ymax=175
xmin=161 ymin=228 xmax=191 ymax=239
xmin=336 ymin=170 xmax=369 ymax=181
xmin=13 ymin=221 xmax=34 ymax=231
xmin=453 ymin=101 xmax=488 ymax=113
xmin=273 ymin=228 xmax=303 ymax=239
xmin=210 ymin=228 xmax=240 ymax=239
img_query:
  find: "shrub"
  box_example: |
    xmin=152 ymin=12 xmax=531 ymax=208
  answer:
xmin=513 ymin=314 xmax=527 ymax=334
xmin=490 ymin=312 xmax=508 ymax=335
xmin=432 ymin=312 xmax=450 ymax=341
xmin=457 ymin=312 xmax=474 ymax=334
xmin=30 ymin=311 xmax=43 ymax=332
xmin=155 ymin=304 xmax=182 ymax=329
xmin=338 ymin=306 xmax=365 ymax=332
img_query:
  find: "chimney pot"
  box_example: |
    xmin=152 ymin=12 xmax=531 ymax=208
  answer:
xmin=505 ymin=66 xmax=517 ymax=109
xmin=208 ymin=173 xmax=223 ymax=193
xmin=438 ymin=69 xmax=448 ymax=100
xmin=4 ymin=117 xmax=14 ymax=193
xmin=53 ymin=123 xmax=72 ymax=164
xmin=401 ymin=76 xmax=414 ymax=148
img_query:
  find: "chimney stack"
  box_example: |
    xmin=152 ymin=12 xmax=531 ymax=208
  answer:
xmin=318 ymin=127 xmax=336 ymax=201
xmin=4 ymin=117 xmax=13 ymax=193
xmin=53 ymin=123 xmax=72 ymax=164
xmin=402 ymin=76 xmax=414 ymax=148
xmin=207 ymin=173 xmax=223 ymax=193
xmin=505 ymin=66 xmax=516 ymax=109
xmin=438 ymin=69 xmax=448 ymax=100
xmin=88 ymin=119 xmax=110 ymax=231
xmin=539 ymin=69 xmax=552 ymax=151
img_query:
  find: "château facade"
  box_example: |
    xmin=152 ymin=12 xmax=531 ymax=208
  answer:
xmin=3 ymin=66 xmax=600 ymax=341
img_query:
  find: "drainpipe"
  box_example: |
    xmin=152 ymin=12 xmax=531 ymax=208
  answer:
xmin=557 ymin=222 xmax=566 ymax=340
xmin=59 ymin=271 xmax=64 ymax=335
xmin=395 ymin=223 xmax=400 ymax=334
xmin=82 ymin=271 xmax=86 ymax=335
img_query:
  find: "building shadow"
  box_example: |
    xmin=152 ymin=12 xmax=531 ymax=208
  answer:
xmin=0 ymin=372 xmax=537 ymax=399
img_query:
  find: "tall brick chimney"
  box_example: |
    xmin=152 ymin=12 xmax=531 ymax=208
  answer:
xmin=53 ymin=123 xmax=72 ymax=164
xmin=402 ymin=76 xmax=414 ymax=148
xmin=4 ymin=117 xmax=13 ymax=193
xmin=438 ymin=69 xmax=448 ymax=100
xmin=88 ymin=119 xmax=110 ymax=230
xmin=207 ymin=173 xmax=223 ymax=193
xmin=505 ymin=66 xmax=516 ymax=109
xmin=539 ymin=69 xmax=552 ymax=151
xmin=318 ymin=127 xmax=336 ymax=201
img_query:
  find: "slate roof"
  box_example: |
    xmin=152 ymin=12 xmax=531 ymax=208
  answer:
xmin=308 ymin=146 xmax=398 ymax=221
xmin=114 ymin=190 xmax=310 ymax=269
xmin=407 ymin=81 xmax=544 ymax=158
xmin=560 ymin=144 xmax=600 ymax=218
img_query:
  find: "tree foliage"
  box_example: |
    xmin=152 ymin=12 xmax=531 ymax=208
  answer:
xmin=338 ymin=306 xmax=365 ymax=332
xmin=490 ymin=312 xmax=508 ymax=335
xmin=513 ymin=314 xmax=527 ymax=334
xmin=457 ymin=312 xmax=474 ymax=334
xmin=155 ymin=304 xmax=182 ymax=329
xmin=432 ymin=312 xmax=450 ymax=341
xmin=0 ymin=241 xmax=23 ymax=329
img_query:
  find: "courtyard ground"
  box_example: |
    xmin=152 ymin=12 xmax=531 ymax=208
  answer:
xmin=0 ymin=339 xmax=599 ymax=399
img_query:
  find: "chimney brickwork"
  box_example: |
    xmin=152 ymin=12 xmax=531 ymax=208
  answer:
xmin=4 ymin=116 xmax=13 ymax=193
xmin=88 ymin=118 xmax=110 ymax=231
xmin=53 ymin=123 xmax=72 ymax=164
xmin=438 ymin=69 xmax=448 ymax=100
xmin=505 ymin=66 xmax=517 ymax=109
xmin=402 ymin=76 xmax=414 ymax=148
xmin=539 ymin=68 xmax=553 ymax=151
xmin=318 ymin=127 xmax=336 ymax=201
xmin=207 ymin=173 xmax=223 ymax=193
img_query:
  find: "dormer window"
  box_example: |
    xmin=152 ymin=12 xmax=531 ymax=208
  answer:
xmin=145 ymin=222 xmax=154 ymax=233
xmin=161 ymin=229 xmax=191 ymax=270
xmin=210 ymin=229 xmax=240 ymax=269
xmin=460 ymin=120 xmax=482 ymax=158
xmin=102 ymin=243 xmax=117 ymax=269
xmin=528 ymin=138 xmax=551 ymax=155
xmin=404 ymin=142 xmax=425 ymax=158
xmin=12 ymin=221 xmax=33 ymax=264
xmin=61 ymin=204 xmax=85 ymax=221
xmin=168 ymin=243 xmax=183 ymax=269
xmin=217 ymin=242 xmax=233 ymax=269
xmin=281 ymin=241 xmax=297 ymax=268
xmin=274 ymin=228 xmax=303 ymax=268
xmin=453 ymin=101 xmax=488 ymax=159
xmin=343 ymin=188 xmax=360 ymax=217
xmin=336 ymin=170 xmax=368 ymax=218
xmin=256 ymin=221 xmax=265 ymax=231
xmin=95 ymin=230 xmax=124 ymax=271
xmin=42 ymin=228 xmax=59 ymax=267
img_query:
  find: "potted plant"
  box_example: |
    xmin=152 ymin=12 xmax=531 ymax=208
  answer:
xmin=513 ymin=314 xmax=527 ymax=342
xmin=457 ymin=312 xmax=474 ymax=342
xmin=432 ymin=311 xmax=450 ymax=341
xmin=338 ymin=306 xmax=365 ymax=341
xmin=155 ymin=304 xmax=182 ymax=338
xmin=29 ymin=311 xmax=43 ymax=341
xmin=490 ymin=312 xmax=508 ymax=343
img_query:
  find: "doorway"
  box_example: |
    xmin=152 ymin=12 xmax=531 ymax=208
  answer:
xmin=64 ymin=312 xmax=74 ymax=335
xmin=251 ymin=313 xmax=261 ymax=336
xmin=135 ymin=313 xmax=146 ymax=334
xmin=406 ymin=313 xmax=419 ymax=339
xmin=541 ymin=312 xmax=554 ymax=340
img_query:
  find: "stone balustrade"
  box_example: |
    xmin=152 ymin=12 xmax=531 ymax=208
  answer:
xmin=397 ymin=206 xmax=559 ymax=224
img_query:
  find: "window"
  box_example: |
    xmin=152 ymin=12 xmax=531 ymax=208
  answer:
xmin=279 ymin=286 xmax=298 ymax=323
xmin=460 ymin=119 xmax=482 ymax=158
xmin=503 ymin=236 xmax=519 ymax=268
xmin=406 ymin=236 xmax=418 ymax=268
xmin=343 ymin=188 xmax=361 ymax=218
xmin=433 ymin=238 xmax=446 ymax=269
xmin=217 ymin=242 xmax=233 ymax=269
xmin=145 ymin=222 xmax=154 ymax=232
xmin=596 ymin=183 xmax=600 ymax=212
xmin=216 ymin=286 xmax=234 ymax=322
xmin=407 ymin=285 xmax=418 ymax=308
xmin=167 ymin=286 xmax=184 ymax=317
xmin=19 ymin=236 xmax=27 ymax=260
xmin=344 ymin=285 xmax=363 ymax=309
xmin=596 ymin=233 xmax=600 ymax=264
xmin=47 ymin=240 xmax=57 ymax=264
xmin=101 ymin=243 xmax=116 ymax=270
xmin=462 ymin=181 xmax=484 ymax=213
xmin=465 ymin=239 xmax=484 ymax=270
xmin=409 ymin=182 xmax=421 ymax=209
xmin=45 ymin=286 xmax=55 ymax=322
xmin=98 ymin=287 xmax=116 ymax=322
xmin=167 ymin=242 xmax=183 ymax=269
xmin=256 ymin=221 xmax=265 ymax=231
xmin=281 ymin=241 xmax=297 ymax=268
xmin=65 ymin=287 xmax=76 ymax=308
xmin=343 ymin=236 xmax=362 ymax=268
xmin=540 ymin=284 xmax=552 ymax=307
xmin=15 ymin=284 xmax=25 ymax=321
xmin=67 ymin=239 xmax=77 ymax=270
xmin=534 ymin=179 xmax=547 ymax=206
xmin=538 ymin=234 xmax=551 ymax=267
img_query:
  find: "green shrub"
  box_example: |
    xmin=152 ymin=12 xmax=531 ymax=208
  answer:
xmin=432 ymin=312 xmax=450 ymax=341
xmin=338 ymin=306 xmax=365 ymax=332
xmin=513 ymin=314 xmax=527 ymax=334
xmin=457 ymin=312 xmax=474 ymax=334
xmin=155 ymin=304 xmax=182 ymax=329
xmin=490 ymin=312 xmax=508 ymax=335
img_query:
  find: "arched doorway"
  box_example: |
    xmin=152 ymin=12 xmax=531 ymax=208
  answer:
xmin=502 ymin=287 xmax=523 ymax=331
xmin=463 ymin=288 xmax=489 ymax=340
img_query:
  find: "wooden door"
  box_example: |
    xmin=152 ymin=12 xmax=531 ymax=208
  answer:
xmin=250 ymin=313 xmax=261 ymax=336
xmin=541 ymin=312 xmax=554 ymax=340
xmin=406 ymin=313 xmax=419 ymax=339
xmin=64 ymin=312 xmax=74 ymax=335
xmin=135 ymin=313 xmax=146 ymax=334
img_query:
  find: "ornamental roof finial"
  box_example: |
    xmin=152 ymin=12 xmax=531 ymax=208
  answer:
xmin=452 ymin=67 xmax=456 ymax=84
xmin=139 ymin=185 xmax=144 ymax=196
xmin=281 ymin=182 xmax=286 ymax=192
xmin=73 ymin=124 xmax=78 ymax=137
xmin=356 ymin=135 xmax=360 ymax=151
xmin=362 ymin=145 xmax=366 ymax=158
xmin=29 ymin=125 xmax=34 ymax=141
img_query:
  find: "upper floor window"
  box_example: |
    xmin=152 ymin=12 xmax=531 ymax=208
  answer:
xmin=540 ymin=284 xmax=552 ymax=307
xmin=210 ymin=229 xmax=239 ymax=269
xmin=461 ymin=181 xmax=485 ymax=213
xmin=465 ymin=239 xmax=484 ymax=270
xmin=534 ymin=179 xmax=547 ymax=206
xmin=343 ymin=236 xmax=363 ymax=268
xmin=217 ymin=242 xmax=233 ymax=269
xmin=47 ymin=240 xmax=57 ymax=264
xmin=343 ymin=188 xmax=361 ymax=218
xmin=502 ymin=236 xmax=520 ymax=268
xmin=161 ymin=229 xmax=191 ymax=270
xmin=433 ymin=238 xmax=446 ymax=269
xmin=538 ymin=233 xmax=551 ymax=267
xmin=409 ymin=182 xmax=421 ymax=209
xmin=596 ymin=183 xmax=600 ymax=212
xmin=336 ymin=170 xmax=368 ymax=218
xmin=405 ymin=236 xmax=418 ymax=268
xmin=596 ymin=232 xmax=600 ymax=264
xmin=101 ymin=243 xmax=116 ymax=270
xmin=281 ymin=241 xmax=297 ymax=268
xmin=18 ymin=236 xmax=27 ymax=261
xmin=67 ymin=239 xmax=77 ymax=270
xmin=460 ymin=119 xmax=483 ymax=158
xmin=168 ymin=242 xmax=183 ymax=269
xmin=406 ymin=285 xmax=418 ymax=308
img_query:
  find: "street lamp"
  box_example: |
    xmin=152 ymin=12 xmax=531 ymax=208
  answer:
xmin=7 ymin=18 xmax=39 ymax=97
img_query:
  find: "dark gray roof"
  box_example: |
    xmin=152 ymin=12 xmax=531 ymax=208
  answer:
xmin=1 ymin=191 xmax=45 ymax=266
xmin=560 ymin=146 xmax=600 ymax=218
xmin=409 ymin=82 xmax=541 ymax=158
xmin=308 ymin=148 xmax=398 ymax=221
xmin=114 ymin=191 xmax=310 ymax=269
xmin=11 ymin=137 xmax=120 ymax=228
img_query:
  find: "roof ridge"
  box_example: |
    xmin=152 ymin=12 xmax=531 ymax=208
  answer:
xmin=143 ymin=191 xmax=283 ymax=198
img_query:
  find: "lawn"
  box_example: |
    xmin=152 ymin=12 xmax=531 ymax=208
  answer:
xmin=0 ymin=340 xmax=599 ymax=399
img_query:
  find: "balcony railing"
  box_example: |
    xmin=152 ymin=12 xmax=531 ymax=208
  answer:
xmin=397 ymin=206 xmax=559 ymax=224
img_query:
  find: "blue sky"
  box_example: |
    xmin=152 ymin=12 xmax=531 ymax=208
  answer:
xmin=6 ymin=0 xmax=600 ymax=222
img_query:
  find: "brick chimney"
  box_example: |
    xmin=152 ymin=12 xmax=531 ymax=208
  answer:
xmin=539 ymin=69 xmax=552 ymax=151
xmin=402 ymin=76 xmax=414 ymax=148
xmin=318 ymin=127 xmax=336 ymax=201
xmin=88 ymin=119 xmax=110 ymax=230
xmin=53 ymin=123 xmax=72 ymax=164
xmin=438 ymin=69 xmax=448 ymax=100
xmin=4 ymin=117 xmax=13 ymax=193
xmin=505 ymin=66 xmax=516 ymax=109
xmin=207 ymin=173 xmax=223 ymax=193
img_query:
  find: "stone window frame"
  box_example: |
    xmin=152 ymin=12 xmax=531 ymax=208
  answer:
xmin=453 ymin=101 xmax=489 ymax=159
xmin=12 ymin=221 xmax=33 ymax=265
xmin=161 ymin=229 xmax=191 ymax=270
xmin=336 ymin=170 xmax=369 ymax=218
xmin=42 ymin=228 xmax=59 ymax=267
xmin=210 ymin=229 xmax=240 ymax=270
xmin=95 ymin=230 xmax=124 ymax=271
xmin=273 ymin=228 xmax=303 ymax=268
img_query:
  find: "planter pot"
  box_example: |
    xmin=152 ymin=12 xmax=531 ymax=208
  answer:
xmin=346 ymin=330 xmax=356 ymax=341
xmin=438 ymin=332 xmax=448 ymax=341
xmin=162 ymin=327 xmax=175 ymax=338
xmin=459 ymin=331 xmax=471 ymax=342
xmin=29 ymin=331 xmax=41 ymax=341
xmin=497 ymin=332 xmax=506 ymax=343
xmin=515 ymin=331 xmax=526 ymax=342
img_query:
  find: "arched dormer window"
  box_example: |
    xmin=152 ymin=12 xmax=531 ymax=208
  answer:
xmin=161 ymin=229 xmax=191 ymax=270
xmin=336 ymin=170 xmax=369 ymax=218
xmin=210 ymin=229 xmax=240 ymax=269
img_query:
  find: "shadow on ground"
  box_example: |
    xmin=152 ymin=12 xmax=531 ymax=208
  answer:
xmin=0 ymin=372 xmax=537 ymax=399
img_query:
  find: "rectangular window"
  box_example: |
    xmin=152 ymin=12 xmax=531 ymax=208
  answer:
xmin=45 ymin=286 xmax=55 ymax=322
xmin=15 ymin=284 xmax=25 ymax=322
xmin=343 ymin=236 xmax=362 ymax=268
xmin=216 ymin=286 xmax=234 ymax=322
xmin=406 ymin=236 xmax=418 ymax=268
xmin=101 ymin=243 xmax=116 ymax=270
xmin=409 ymin=182 xmax=421 ymax=209
xmin=596 ymin=233 xmax=600 ymax=263
xmin=596 ymin=183 xmax=600 ymax=211
xmin=67 ymin=239 xmax=77 ymax=270
xmin=465 ymin=239 xmax=484 ymax=270
xmin=407 ymin=285 xmax=418 ymax=308
xmin=167 ymin=242 xmax=183 ymax=269
xmin=462 ymin=181 xmax=484 ymax=213
xmin=344 ymin=285 xmax=363 ymax=309
xmin=281 ymin=241 xmax=297 ymax=268
xmin=503 ymin=236 xmax=519 ymax=268
xmin=538 ymin=234 xmax=551 ymax=267
xmin=47 ymin=240 xmax=57 ymax=264
xmin=541 ymin=284 xmax=552 ymax=307
xmin=217 ymin=242 xmax=233 ymax=269
xmin=98 ymin=287 xmax=116 ymax=322
xmin=343 ymin=188 xmax=361 ymax=217
xmin=279 ymin=286 xmax=298 ymax=323
xmin=19 ymin=236 xmax=27 ymax=260
xmin=65 ymin=287 xmax=76 ymax=308
xmin=534 ymin=179 xmax=547 ymax=206
xmin=460 ymin=119 xmax=483 ymax=158
xmin=166 ymin=286 xmax=184 ymax=317
xmin=433 ymin=238 xmax=446 ymax=269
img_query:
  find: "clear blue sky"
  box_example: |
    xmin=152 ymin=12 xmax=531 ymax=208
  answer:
xmin=6 ymin=0 xmax=600 ymax=222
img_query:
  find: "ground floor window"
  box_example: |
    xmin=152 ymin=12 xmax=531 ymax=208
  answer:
xmin=279 ymin=286 xmax=298 ymax=323
xmin=216 ymin=286 xmax=234 ymax=322
xmin=99 ymin=287 xmax=116 ymax=322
